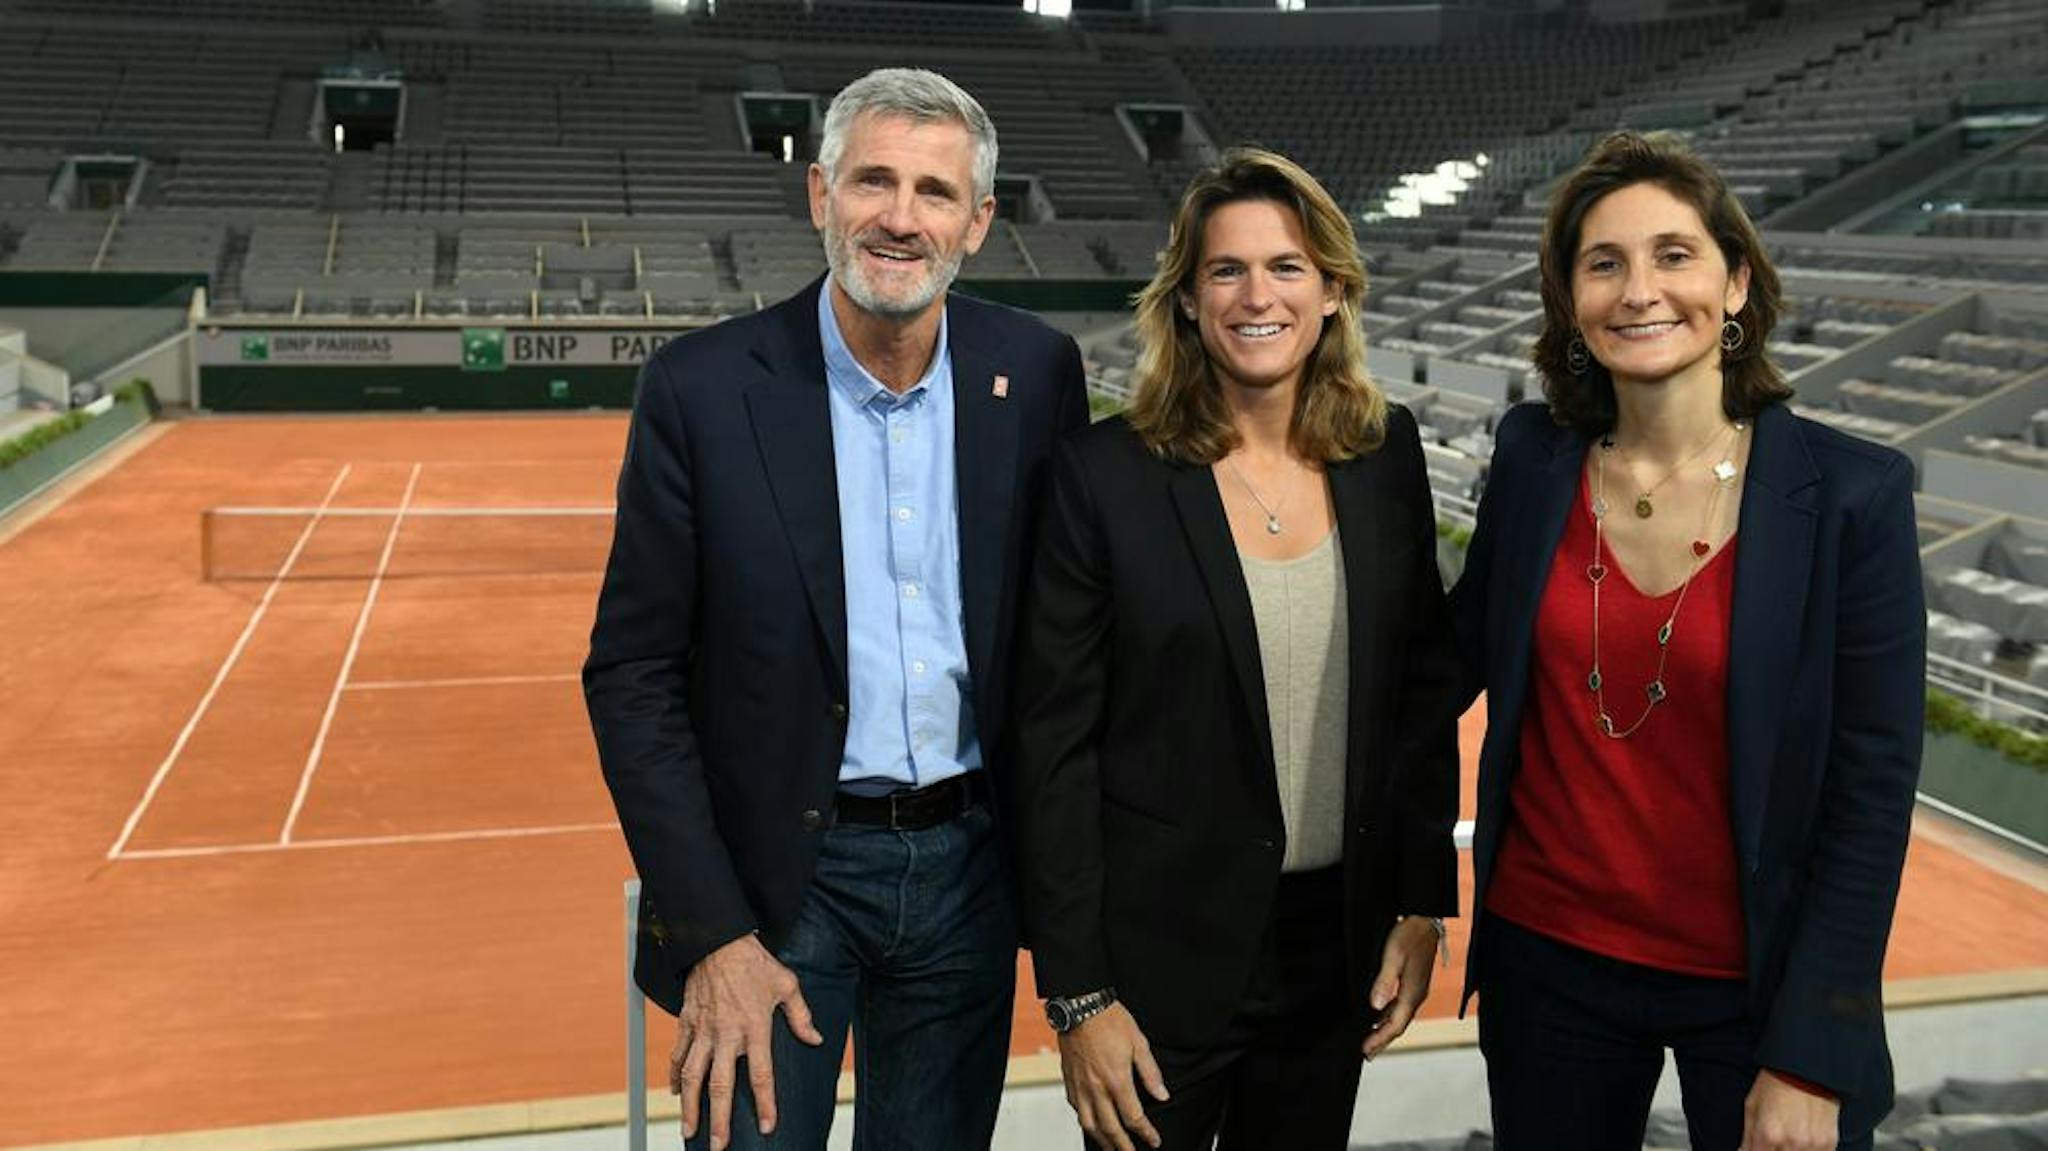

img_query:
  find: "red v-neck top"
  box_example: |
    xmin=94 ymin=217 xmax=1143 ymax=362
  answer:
xmin=1486 ymin=467 xmax=1746 ymax=978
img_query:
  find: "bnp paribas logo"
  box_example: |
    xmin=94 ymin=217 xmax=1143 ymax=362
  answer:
xmin=462 ymin=327 xmax=506 ymax=372
xmin=239 ymin=333 xmax=269 ymax=362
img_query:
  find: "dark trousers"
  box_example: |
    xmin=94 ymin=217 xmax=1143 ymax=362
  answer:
xmin=687 ymin=802 xmax=1017 ymax=1151
xmin=1476 ymin=913 xmax=1873 ymax=1151
xmin=1111 ymin=866 xmax=1364 ymax=1151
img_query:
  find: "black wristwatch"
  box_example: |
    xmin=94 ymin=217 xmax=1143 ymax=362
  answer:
xmin=1045 ymin=987 xmax=1118 ymax=1033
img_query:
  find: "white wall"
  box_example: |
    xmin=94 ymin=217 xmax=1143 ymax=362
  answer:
xmin=89 ymin=328 xmax=192 ymax=406
xmin=0 ymin=348 xmax=19 ymax=416
xmin=19 ymin=354 xmax=70 ymax=407
xmin=0 ymin=306 xmax=188 ymax=377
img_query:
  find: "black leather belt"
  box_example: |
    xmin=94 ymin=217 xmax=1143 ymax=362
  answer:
xmin=834 ymin=774 xmax=985 ymax=830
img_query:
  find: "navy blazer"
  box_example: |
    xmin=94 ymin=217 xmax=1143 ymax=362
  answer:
xmin=584 ymin=278 xmax=1088 ymax=1012
xmin=1450 ymin=401 xmax=1925 ymax=1136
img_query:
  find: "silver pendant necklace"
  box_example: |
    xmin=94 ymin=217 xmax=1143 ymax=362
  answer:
xmin=1224 ymin=456 xmax=1289 ymax=535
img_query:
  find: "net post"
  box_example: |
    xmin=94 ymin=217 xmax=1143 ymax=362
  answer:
xmin=626 ymin=878 xmax=646 ymax=1151
xmin=199 ymin=507 xmax=215 ymax=583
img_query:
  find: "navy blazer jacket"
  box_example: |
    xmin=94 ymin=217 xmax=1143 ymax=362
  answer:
xmin=584 ymin=279 xmax=1088 ymax=1011
xmin=1450 ymin=401 xmax=1925 ymax=1135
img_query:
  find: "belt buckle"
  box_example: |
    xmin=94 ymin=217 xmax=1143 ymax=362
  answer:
xmin=888 ymin=779 xmax=955 ymax=830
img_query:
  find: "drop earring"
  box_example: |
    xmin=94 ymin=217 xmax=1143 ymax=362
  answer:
xmin=1566 ymin=333 xmax=1591 ymax=374
xmin=1720 ymin=318 xmax=1745 ymax=353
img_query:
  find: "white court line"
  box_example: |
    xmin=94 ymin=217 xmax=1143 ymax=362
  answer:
xmin=116 ymin=822 xmax=615 ymax=861
xmin=105 ymin=465 xmax=353 ymax=861
xmin=280 ymin=462 xmax=422 ymax=845
xmin=409 ymin=458 xmax=622 ymax=467
xmin=210 ymin=505 xmax=614 ymax=517
xmin=344 ymin=673 xmax=581 ymax=692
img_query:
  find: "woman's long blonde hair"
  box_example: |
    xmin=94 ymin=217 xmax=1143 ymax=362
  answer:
xmin=1127 ymin=147 xmax=1386 ymax=464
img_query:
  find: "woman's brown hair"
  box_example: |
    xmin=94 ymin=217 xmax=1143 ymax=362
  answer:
xmin=1127 ymin=147 xmax=1386 ymax=463
xmin=1533 ymin=130 xmax=1791 ymax=437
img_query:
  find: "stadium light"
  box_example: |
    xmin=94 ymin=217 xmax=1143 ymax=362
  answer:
xmin=1024 ymin=0 xmax=1073 ymax=18
xmin=1277 ymin=0 xmax=1305 ymax=10
xmin=1363 ymin=150 xmax=1489 ymax=221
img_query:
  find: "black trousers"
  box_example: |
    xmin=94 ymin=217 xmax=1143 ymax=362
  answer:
xmin=1476 ymin=913 xmax=1873 ymax=1151
xmin=1105 ymin=866 xmax=1365 ymax=1151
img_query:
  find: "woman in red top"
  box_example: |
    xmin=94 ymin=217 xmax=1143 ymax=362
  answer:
xmin=1451 ymin=132 xmax=1924 ymax=1151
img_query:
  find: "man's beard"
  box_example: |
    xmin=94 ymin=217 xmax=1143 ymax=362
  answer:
xmin=822 ymin=217 xmax=966 ymax=319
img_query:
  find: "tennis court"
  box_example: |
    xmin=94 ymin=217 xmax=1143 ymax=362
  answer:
xmin=0 ymin=416 xmax=645 ymax=1144
xmin=0 ymin=415 xmax=2042 ymax=1148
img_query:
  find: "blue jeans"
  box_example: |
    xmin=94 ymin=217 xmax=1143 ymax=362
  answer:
xmin=687 ymin=802 xmax=1018 ymax=1151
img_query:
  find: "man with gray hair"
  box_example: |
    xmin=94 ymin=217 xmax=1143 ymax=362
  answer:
xmin=586 ymin=67 xmax=1088 ymax=1150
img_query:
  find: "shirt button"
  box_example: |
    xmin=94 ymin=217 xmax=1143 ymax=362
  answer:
xmin=896 ymin=507 xmax=912 ymax=522
xmin=902 ymin=582 xmax=919 ymax=599
xmin=800 ymin=809 xmax=826 ymax=831
xmin=891 ymin=429 xmax=906 ymax=444
xmin=830 ymin=702 xmax=848 ymax=722
xmin=912 ymin=660 xmax=927 ymax=675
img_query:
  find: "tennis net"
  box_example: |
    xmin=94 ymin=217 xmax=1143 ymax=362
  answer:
xmin=200 ymin=505 xmax=617 ymax=582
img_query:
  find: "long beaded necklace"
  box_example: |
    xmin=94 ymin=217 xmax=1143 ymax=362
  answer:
xmin=1587 ymin=421 xmax=1746 ymax=739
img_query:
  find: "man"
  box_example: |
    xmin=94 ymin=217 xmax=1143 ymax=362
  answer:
xmin=585 ymin=68 xmax=1089 ymax=1151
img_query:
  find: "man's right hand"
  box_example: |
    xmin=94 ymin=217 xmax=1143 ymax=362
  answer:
xmin=1056 ymin=1002 xmax=1170 ymax=1151
xmin=671 ymin=934 xmax=824 ymax=1150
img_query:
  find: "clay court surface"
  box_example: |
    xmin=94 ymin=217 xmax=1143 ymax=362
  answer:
xmin=0 ymin=414 xmax=2043 ymax=1147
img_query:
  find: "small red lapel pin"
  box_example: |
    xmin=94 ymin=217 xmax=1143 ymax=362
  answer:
xmin=991 ymin=374 xmax=1009 ymax=399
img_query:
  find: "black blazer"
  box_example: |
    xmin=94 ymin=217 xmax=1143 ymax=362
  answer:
xmin=584 ymin=279 xmax=1088 ymax=1012
xmin=1010 ymin=408 xmax=1462 ymax=1050
xmin=1451 ymin=401 xmax=1924 ymax=1135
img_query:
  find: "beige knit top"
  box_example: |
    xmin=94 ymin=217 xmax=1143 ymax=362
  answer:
xmin=1238 ymin=528 xmax=1350 ymax=873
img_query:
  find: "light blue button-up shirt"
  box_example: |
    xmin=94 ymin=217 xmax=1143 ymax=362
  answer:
xmin=819 ymin=288 xmax=978 ymax=792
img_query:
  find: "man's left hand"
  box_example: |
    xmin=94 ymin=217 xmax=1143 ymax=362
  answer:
xmin=1363 ymin=917 xmax=1439 ymax=1059
xmin=1739 ymin=1069 xmax=1839 ymax=1151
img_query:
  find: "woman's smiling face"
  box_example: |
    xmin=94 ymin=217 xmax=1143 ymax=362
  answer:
xmin=1184 ymin=198 xmax=1339 ymax=398
xmin=1571 ymin=180 xmax=1750 ymax=391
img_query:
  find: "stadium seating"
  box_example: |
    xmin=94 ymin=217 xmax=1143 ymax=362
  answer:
xmin=684 ymin=0 xmax=1076 ymax=50
xmin=0 ymin=0 xmax=2040 ymax=496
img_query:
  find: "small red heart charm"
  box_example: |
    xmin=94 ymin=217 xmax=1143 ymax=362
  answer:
xmin=1692 ymin=540 xmax=1710 ymax=557
xmin=1587 ymin=564 xmax=1608 ymax=583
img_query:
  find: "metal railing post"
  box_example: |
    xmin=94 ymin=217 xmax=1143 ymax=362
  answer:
xmin=627 ymin=879 xmax=646 ymax=1151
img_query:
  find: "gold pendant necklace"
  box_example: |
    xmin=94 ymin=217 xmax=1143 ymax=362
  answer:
xmin=1620 ymin=421 xmax=1746 ymax=519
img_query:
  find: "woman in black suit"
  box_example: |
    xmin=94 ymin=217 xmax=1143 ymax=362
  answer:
xmin=1009 ymin=147 xmax=1462 ymax=1151
xmin=1451 ymin=132 xmax=1924 ymax=1151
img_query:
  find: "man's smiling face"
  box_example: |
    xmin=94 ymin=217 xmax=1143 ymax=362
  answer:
xmin=810 ymin=111 xmax=994 ymax=321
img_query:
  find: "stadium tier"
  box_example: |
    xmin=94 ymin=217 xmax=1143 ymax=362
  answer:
xmin=1 ymin=0 xmax=2039 ymax=515
xmin=0 ymin=0 xmax=2040 ymax=300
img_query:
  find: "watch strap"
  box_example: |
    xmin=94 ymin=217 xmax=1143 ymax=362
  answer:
xmin=1046 ymin=986 xmax=1118 ymax=1032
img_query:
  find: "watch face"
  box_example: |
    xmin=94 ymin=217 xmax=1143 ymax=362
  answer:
xmin=1045 ymin=1000 xmax=1072 ymax=1032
